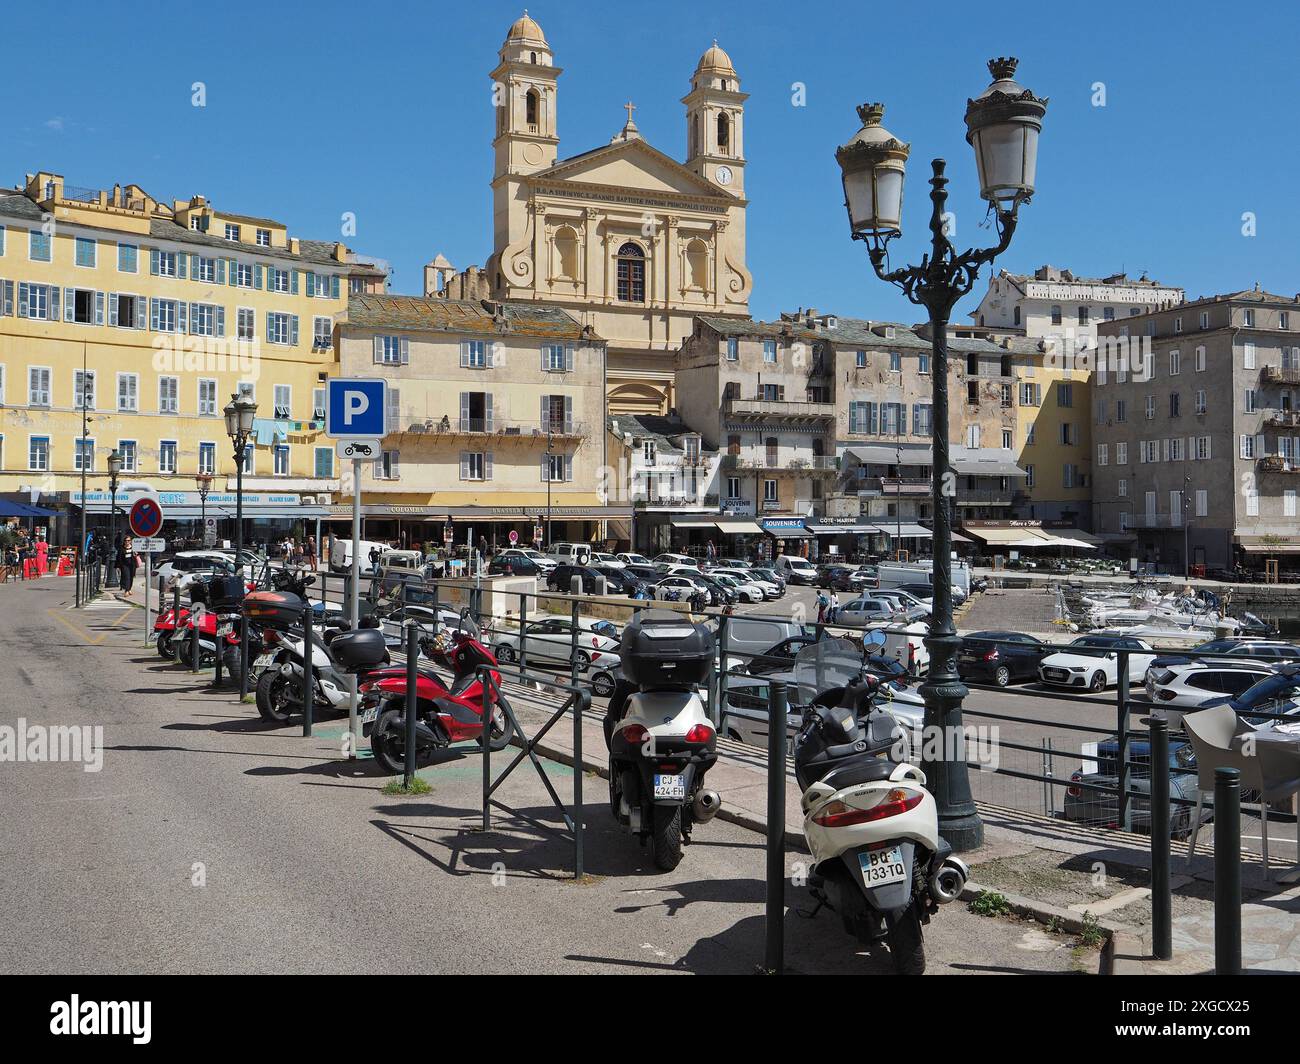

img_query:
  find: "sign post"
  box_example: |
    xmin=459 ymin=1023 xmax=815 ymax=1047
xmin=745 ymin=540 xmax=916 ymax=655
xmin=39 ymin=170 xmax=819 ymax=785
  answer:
xmin=135 ymin=537 xmax=167 ymax=646
xmin=326 ymin=377 xmax=388 ymax=758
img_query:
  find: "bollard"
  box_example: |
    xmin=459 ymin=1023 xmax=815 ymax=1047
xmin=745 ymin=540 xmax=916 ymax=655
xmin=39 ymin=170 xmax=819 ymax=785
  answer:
xmin=238 ymin=614 xmax=250 ymax=701
xmin=570 ymin=574 xmax=582 ymax=596
xmin=569 ymin=599 xmax=581 ymax=688
xmin=404 ymin=622 xmax=419 ymax=788
xmin=764 ymin=680 xmax=788 ymax=975
xmin=190 ymin=610 xmax=200 ymax=673
xmin=301 ymin=605 xmax=315 ymax=737
xmin=172 ymin=587 xmax=183 ymax=665
xmin=1213 ymin=767 xmax=1242 ymax=975
xmin=715 ymin=615 xmax=730 ymax=729
xmin=1147 ymin=716 xmax=1172 ymax=961
xmin=1116 ymin=651 xmax=1132 ymax=832
xmin=481 ymin=665 xmax=491 ymax=832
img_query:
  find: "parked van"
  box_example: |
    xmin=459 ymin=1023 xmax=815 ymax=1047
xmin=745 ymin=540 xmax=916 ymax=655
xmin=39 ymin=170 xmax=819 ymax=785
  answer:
xmin=714 ymin=616 xmax=808 ymax=663
xmin=772 ymin=554 xmax=819 ymax=585
xmin=547 ymin=542 xmax=593 ymax=565
xmin=329 ymin=537 xmax=396 ymax=575
xmin=877 ymin=559 xmax=971 ymax=600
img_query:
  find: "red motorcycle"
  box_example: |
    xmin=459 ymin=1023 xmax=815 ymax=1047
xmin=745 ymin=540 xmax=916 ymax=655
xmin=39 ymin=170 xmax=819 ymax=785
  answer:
xmin=360 ymin=612 xmax=512 ymax=774
xmin=154 ymin=604 xmax=190 ymax=658
xmin=173 ymin=608 xmax=240 ymax=668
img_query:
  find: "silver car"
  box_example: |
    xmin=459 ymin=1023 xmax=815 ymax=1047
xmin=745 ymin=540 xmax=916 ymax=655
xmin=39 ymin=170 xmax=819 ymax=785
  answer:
xmin=492 ymin=616 xmax=621 ymax=693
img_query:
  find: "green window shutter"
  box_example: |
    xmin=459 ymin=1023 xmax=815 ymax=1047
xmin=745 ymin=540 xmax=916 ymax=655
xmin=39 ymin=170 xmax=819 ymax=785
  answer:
xmin=331 ymin=276 xmax=340 ymax=300
xmin=290 ymin=269 xmax=299 ymax=295
xmin=289 ymin=315 xmax=299 ymax=346
xmin=150 ymin=248 xmax=160 ymax=275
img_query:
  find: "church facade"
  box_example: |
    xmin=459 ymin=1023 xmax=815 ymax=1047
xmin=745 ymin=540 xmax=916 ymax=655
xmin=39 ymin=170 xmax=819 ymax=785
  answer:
xmin=453 ymin=14 xmax=753 ymax=414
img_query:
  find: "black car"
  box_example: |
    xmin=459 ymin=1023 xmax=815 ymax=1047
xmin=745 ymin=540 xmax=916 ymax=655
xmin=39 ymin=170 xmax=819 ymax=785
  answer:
xmin=957 ymin=630 xmax=1051 ymax=687
xmin=692 ymin=572 xmax=739 ymax=605
xmin=488 ymin=554 xmax=544 ymax=576
xmin=742 ymin=633 xmax=909 ymax=682
xmin=623 ymin=563 xmax=661 ymax=585
xmin=815 ymin=565 xmax=858 ymax=591
xmin=592 ymin=564 xmax=648 ymax=597
xmin=1206 ymin=664 xmax=1300 ymax=725
xmin=547 ymin=564 xmax=604 ymax=594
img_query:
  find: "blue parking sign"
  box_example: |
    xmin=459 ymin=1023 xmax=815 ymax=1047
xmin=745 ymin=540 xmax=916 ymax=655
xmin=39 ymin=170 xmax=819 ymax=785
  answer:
xmin=326 ymin=378 xmax=387 ymax=438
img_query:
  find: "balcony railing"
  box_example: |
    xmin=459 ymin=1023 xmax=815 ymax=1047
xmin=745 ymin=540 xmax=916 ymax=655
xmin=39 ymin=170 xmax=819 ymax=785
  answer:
xmin=1258 ymin=454 xmax=1300 ymax=474
xmin=724 ymin=397 xmax=837 ymax=421
xmin=953 ymin=489 xmax=1017 ymax=507
xmin=877 ymin=476 xmax=934 ymax=495
xmin=1262 ymin=365 xmax=1300 ymax=386
xmin=394 ymin=417 xmax=586 ymax=438
xmin=723 ymin=454 xmax=838 ymax=473
xmin=1264 ymin=410 xmax=1300 ymax=429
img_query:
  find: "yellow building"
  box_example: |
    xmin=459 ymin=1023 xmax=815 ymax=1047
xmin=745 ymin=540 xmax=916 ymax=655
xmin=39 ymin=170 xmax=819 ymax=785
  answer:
xmin=0 ymin=171 xmax=364 ymax=539
xmin=336 ymin=294 xmax=629 ymax=548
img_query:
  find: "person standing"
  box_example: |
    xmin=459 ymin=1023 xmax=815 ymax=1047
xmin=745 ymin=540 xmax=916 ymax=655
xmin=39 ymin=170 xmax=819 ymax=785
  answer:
xmin=815 ymin=590 xmax=828 ymax=625
xmin=304 ymin=534 xmax=316 ymax=570
xmin=828 ymin=590 xmax=840 ymax=624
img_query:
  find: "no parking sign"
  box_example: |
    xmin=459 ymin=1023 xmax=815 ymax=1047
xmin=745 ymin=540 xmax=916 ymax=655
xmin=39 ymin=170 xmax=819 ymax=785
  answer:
xmin=128 ymin=497 xmax=164 ymax=538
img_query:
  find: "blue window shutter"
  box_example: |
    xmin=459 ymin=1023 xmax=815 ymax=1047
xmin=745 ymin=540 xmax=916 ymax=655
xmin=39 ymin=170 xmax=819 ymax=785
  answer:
xmin=177 ymin=253 xmax=187 ymax=279
xmin=190 ymin=253 xmax=199 ymax=278
xmin=331 ymin=275 xmax=340 ymax=300
xmin=216 ymin=306 xmax=225 ymax=338
xmin=18 ymin=282 xmax=28 ymax=317
xmin=49 ymin=286 xmax=59 ymax=319
xmin=459 ymin=342 xmax=469 ymax=369
xmin=3 ymin=279 xmax=15 ymax=316
xmin=304 ymin=272 xmax=314 ymax=297
xmin=215 ymin=258 xmax=226 ymax=284
xmin=290 ymin=270 xmax=299 ymax=295
xmin=150 ymin=298 xmax=159 ymax=331
xmin=290 ymin=315 xmax=299 ymax=346
xmin=150 ymin=248 xmax=160 ymax=275
xmin=564 ymin=455 xmax=572 ymax=481
xmin=177 ymin=301 xmax=187 ymax=333
xmin=95 ymin=291 xmax=105 ymax=325
xmin=266 ymin=314 xmax=274 ymax=343
xmin=254 ymin=264 xmax=263 ymax=290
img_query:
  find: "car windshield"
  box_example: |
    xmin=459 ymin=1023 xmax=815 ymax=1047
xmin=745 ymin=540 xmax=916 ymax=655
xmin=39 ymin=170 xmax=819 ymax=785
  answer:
xmin=1232 ymin=672 xmax=1300 ymax=711
xmin=794 ymin=638 xmax=863 ymax=700
xmin=590 ymin=620 xmax=619 ymax=640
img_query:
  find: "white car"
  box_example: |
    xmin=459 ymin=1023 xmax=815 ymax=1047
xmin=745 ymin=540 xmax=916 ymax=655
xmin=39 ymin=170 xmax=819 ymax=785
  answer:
xmin=654 ymin=574 xmax=710 ymax=602
xmin=492 ymin=616 xmax=621 ymax=694
xmin=1038 ymin=635 xmax=1156 ymax=691
xmin=652 ymin=553 xmax=697 ymax=569
xmin=616 ymin=552 xmax=651 ymax=566
xmin=588 ymin=552 xmax=625 ymax=569
xmin=834 ymin=597 xmax=910 ymax=626
xmin=497 ymin=547 xmax=555 ymax=571
xmin=710 ymin=571 xmax=764 ymax=603
xmin=1143 ymin=661 xmax=1278 ymax=729
xmin=727 ymin=568 xmax=781 ymax=600
xmin=154 ymin=551 xmax=236 ymax=590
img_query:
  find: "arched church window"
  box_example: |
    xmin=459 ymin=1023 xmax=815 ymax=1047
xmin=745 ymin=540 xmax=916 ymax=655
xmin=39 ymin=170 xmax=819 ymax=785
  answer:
xmin=717 ymin=113 xmax=730 ymax=154
xmin=691 ymin=114 xmax=699 ymax=157
xmin=555 ymin=226 xmax=578 ymax=280
xmin=616 ymin=242 xmax=645 ymax=303
xmin=530 ymin=51 xmax=537 ymax=65
xmin=526 ymin=89 xmax=540 ymax=129
xmin=686 ymin=239 xmax=708 ymax=290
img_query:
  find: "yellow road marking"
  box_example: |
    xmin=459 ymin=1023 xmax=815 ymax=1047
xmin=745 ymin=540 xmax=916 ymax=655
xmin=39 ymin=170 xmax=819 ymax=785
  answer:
xmin=47 ymin=607 xmax=133 ymax=645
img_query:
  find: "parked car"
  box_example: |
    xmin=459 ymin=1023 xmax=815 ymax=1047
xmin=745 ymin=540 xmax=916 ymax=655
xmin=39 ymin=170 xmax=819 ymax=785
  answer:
xmin=591 ymin=565 xmax=649 ymax=597
xmin=615 ymin=552 xmax=652 ymax=567
xmin=1149 ymin=638 xmax=1300 ymax=670
xmin=772 ymin=554 xmax=818 ymax=585
xmin=588 ymin=552 xmax=625 ymax=569
xmin=957 ymin=630 xmax=1051 ymax=687
xmin=741 ymin=634 xmax=910 ymax=683
xmin=728 ymin=568 xmax=782 ymax=600
xmin=748 ymin=566 xmax=787 ymax=596
xmin=651 ymin=553 xmax=696 ymax=569
xmin=834 ymin=596 xmax=911 ymax=627
xmin=815 ymin=564 xmax=858 ymax=590
xmin=1197 ymin=663 xmax=1300 ymax=727
xmin=1063 ymin=737 xmax=1200 ymax=839
xmin=689 ymin=571 xmax=739 ymax=605
xmin=654 ymin=574 xmax=713 ymax=603
xmin=706 ymin=571 xmax=761 ymax=603
xmin=492 ymin=616 xmax=621 ymax=695
xmin=487 ymin=554 xmax=546 ymax=577
xmin=546 ymin=564 xmax=605 ymax=594
xmin=1038 ymin=634 xmax=1156 ymax=691
xmin=155 ymin=551 xmax=237 ymax=590
xmin=546 ymin=543 xmax=593 ymax=565
xmin=709 ymin=616 xmax=808 ymax=663
xmin=496 ymin=547 xmax=556 ymax=572
xmin=622 ymin=563 xmax=662 ymax=585
xmin=1144 ymin=660 xmax=1277 ymax=709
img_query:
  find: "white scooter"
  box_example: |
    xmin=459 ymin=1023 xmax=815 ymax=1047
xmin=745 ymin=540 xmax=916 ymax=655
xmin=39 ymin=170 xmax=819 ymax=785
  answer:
xmin=792 ymin=641 xmax=968 ymax=975
xmin=606 ymin=611 xmax=722 ymax=871
xmin=253 ymin=617 xmax=381 ymax=723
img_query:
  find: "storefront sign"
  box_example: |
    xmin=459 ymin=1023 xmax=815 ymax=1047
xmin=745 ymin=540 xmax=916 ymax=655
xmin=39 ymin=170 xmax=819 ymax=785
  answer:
xmin=761 ymin=518 xmax=807 ymax=533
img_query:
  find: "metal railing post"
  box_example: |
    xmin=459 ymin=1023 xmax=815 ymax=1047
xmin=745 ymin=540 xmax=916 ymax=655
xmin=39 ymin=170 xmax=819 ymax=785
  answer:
xmin=172 ymin=586 xmax=182 ymax=665
xmin=404 ymin=622 xmax=419 ymax=788
xmin=573 ymin=689 xmax=585 ymax=881
xmin=715 ymin=615 xmax=729 ymax=730
xmin=190 ymin=608 xmax=200 ymax=673
xmin=239 ymin=614 xmax=250 ymax=700
xmin=301 ymin=606 xmax=315 ymax=737
xmin=764 ymin=680 xmax=788 ymax=975
xmin=518 ymin=591 xmax=528 ymax=678
xmin=569 ymin=599 xmax=580 ymax=688
xmin=1147 ymin=715 xmax=1172 ymax=961
xmin=213 ymin=617 xmax=224 ymax=687
xmin=1116 ymin=650 xmax=1132 ymax=832
xmin=1214 ymin=767 xmax=1242 ymax=975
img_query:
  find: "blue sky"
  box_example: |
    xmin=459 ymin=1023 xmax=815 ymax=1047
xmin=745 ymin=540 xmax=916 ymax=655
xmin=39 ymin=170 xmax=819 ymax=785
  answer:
xmin=7 ymin=0 xmax=1298 ymax=325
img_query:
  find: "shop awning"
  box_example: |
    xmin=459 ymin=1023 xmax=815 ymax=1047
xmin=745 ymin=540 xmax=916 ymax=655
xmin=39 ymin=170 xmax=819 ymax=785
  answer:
xmin=949 ymin=447 xmax=1028 ymax=477
xmin=967 ymin=526 xmax=1043 ymax=545
xmin=715 ymin=517 xmax=763 ymax=535
xmin=806 ymin=523 xmax=880 ymax=535
xmin=669 ymin=515 xmax=719 ymax=528
xmin=887 ymin=523 xmax=933 ymax=539
xmin=844 ymin=443 xmax=933 ymax=467
xmin=1238 ymin=537 xmax=1300 ymax=554
xmin=0 ymin=500 xmax=58 ymax=517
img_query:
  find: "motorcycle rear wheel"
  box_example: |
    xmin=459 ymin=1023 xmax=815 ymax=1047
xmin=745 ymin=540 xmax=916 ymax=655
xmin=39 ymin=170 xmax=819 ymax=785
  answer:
xmin=222 ymin=647 xmax=243 ymax=689
xmin=371 ymin=707 xmax=436 ymax=775
xmin=885 ymin=908 xmax=926 ymax=975
xmin=649 ymin=805 xmax=684 ymax=871
xmin=255 ymin=670 xmax=294 ymax=724
xmin=480 ymin=703 xmax=515 ymax=752
xmin=156 ymin=633 xmax=173 ymax=659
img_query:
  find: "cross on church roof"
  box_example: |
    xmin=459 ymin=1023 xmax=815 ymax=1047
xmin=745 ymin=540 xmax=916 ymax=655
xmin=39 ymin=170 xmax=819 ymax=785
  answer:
xmin=624 ymin=101 xmax=636 ymax=123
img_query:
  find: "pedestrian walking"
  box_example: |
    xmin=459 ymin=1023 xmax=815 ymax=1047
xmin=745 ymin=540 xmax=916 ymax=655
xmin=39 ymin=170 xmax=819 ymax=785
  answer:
xmin=829 ymin=591 xmax=840 ymax=624
xmin=304 ymin=535 xmax=316 ymax=569
xmin=118 ymin=536 xmax=139 ymax=594
xmin=815 ymin=591 xmax=829 ymax=625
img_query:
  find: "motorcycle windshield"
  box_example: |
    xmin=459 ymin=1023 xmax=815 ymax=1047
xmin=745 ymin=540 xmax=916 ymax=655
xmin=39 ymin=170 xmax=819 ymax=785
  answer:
xmin=793 ymin=639 xmax=862 ymax=703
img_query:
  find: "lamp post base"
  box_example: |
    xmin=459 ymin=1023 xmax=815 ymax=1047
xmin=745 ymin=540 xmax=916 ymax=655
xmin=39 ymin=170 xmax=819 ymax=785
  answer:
xmin=918 ymin=647 xmax=985 ymax=854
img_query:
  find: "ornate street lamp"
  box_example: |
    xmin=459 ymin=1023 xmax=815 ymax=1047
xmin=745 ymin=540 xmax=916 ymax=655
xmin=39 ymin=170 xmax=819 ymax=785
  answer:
xmin=105 ymin=448 xmax=123 ymax=588
xmin=837 ymin=57 xmax=1047 ymax=852
xmin=196 ymin=473 xmax=214 ymax=545
xmin=224 ymin=392 xmax=258 ymax=581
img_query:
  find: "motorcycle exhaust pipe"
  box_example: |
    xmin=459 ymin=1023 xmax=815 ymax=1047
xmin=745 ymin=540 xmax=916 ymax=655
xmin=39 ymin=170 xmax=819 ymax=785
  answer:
xmin=928 ymin=855 xmax=969 ymax=905
xmin=692 ymin=789 xmax=722 ymax=823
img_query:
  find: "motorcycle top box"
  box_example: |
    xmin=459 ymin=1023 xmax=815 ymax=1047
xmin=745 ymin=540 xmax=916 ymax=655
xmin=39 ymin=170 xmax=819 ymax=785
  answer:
xmin=242 ymin=590 xmax=306 ymax=630
xmin=206 ymin=574 xmax=246 ymax=611
xmin=329 ymin=628 xmax=390 ymax=673
xmin=618 ymin=609 xmax=714 ymax=687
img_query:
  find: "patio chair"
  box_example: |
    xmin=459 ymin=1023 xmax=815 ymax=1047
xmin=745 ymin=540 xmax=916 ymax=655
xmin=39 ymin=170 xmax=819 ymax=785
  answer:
xmin=1182 ymin=706 xmax=1300 ymax=882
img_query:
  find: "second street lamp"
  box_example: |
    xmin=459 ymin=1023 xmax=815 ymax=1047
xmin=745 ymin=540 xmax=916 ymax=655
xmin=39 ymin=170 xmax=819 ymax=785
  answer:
xmin=105 ymin=448 xmax=123 ymax=588
xmin=196 ymin=473 xmax=213 ymax=546
xmin=836 ymin=57 xmax=1047 ymax=852
xmin=224 ymin=393 xmax=258 ymax=582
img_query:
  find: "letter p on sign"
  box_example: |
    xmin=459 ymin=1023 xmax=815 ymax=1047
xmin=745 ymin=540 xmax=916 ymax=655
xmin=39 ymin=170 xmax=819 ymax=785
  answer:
xmin=326 ymin=378 xmax=387 ymax=439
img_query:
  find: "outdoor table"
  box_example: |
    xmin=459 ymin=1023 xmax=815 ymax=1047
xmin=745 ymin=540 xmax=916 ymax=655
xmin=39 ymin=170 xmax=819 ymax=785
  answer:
xmin=1249 ymin=724 xmax=1300 ymax=885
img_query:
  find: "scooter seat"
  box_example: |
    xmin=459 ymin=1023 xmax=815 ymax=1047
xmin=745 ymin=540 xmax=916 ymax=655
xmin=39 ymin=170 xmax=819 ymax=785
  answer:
xmin=818 ymin=754 xmax=896 ymax=793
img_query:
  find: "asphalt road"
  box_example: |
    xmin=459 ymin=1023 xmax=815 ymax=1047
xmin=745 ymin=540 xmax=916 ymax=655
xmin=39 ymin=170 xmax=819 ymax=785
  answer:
xmin=0 ymin=576 xmax=1085 ymax=975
